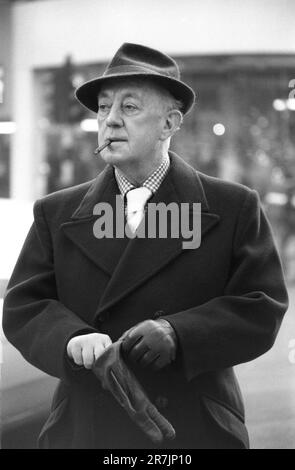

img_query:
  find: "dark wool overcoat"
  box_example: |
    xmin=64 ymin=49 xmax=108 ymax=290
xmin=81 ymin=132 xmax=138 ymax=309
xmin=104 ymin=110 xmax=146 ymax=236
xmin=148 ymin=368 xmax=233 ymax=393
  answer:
xmin=3 ymin=152 xmax=289 ymax=449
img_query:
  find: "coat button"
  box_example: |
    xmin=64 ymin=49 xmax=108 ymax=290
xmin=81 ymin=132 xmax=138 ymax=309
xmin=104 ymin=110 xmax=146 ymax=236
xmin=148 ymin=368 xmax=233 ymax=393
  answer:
xmin=155 ymin=396 xmax=169 ymax=409
xmin=153 ymin=310 xmax=165 ymax=319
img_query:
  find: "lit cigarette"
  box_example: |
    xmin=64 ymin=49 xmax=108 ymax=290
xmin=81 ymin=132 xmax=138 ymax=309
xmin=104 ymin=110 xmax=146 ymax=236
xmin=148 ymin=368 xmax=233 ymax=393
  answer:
xmin=94 ymin=139 xmax=112 ymax=155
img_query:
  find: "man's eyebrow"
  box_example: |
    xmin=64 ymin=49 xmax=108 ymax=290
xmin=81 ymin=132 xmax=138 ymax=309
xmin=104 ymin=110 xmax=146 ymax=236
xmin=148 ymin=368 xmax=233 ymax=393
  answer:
xmin=121 ymin=92 xmax=142 ymax=100
xmin=98 ymin=90 xmax=142 ymax=100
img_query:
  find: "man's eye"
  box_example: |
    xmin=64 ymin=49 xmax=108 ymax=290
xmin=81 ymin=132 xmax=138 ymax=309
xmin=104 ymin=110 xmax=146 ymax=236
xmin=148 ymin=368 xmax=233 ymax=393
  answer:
xmin=98 ymin=104 xmax=110 ymax=114
xmin=123 ymin=104 xmax=138 ymax=113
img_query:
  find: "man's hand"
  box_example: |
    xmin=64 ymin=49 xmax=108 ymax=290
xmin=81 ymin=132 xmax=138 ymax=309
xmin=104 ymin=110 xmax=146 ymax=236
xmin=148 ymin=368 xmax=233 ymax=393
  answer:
xmin=121 ymin=319 xmax=177 ymax=370
xmin=67 ymin=333 xmax=112 ymax=369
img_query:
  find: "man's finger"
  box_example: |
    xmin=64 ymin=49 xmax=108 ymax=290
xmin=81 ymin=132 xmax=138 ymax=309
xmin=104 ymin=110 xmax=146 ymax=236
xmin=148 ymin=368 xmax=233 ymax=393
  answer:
xmin=102 ymin=336 xmax=112 ymax=349
xmin=82 ymin=346 xmax=95 ymax=369
xmin=128 ymin=341 xmax=148 ymax=362
xmin=71 ymin=344 xmax=83 ymax=366
xmin=138 ymin=350 xmax=159 ymax=368
xmin=122 ymin=332 xmax=143 ymax=353
xmin=151 ymin=355 xmax=167 ymax=371
xmin=94 ymin=343 xmax=107 ymax=361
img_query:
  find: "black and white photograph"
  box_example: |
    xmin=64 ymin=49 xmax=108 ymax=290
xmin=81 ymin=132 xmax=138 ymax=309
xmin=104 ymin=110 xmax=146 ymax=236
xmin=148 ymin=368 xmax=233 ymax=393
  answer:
xmin=0 ymin=0 xmax=294 ymax=453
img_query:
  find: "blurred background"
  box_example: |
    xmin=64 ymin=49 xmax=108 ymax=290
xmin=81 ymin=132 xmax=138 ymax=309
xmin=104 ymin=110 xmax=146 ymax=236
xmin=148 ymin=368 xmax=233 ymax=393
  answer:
xmin=0 ymin=0 xmax=295 ymax=449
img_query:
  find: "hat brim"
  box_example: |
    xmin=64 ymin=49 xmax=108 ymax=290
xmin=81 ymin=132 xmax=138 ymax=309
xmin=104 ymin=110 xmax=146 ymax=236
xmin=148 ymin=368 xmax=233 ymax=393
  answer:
xmin=75 ymin=72 xmax=196 ymax=115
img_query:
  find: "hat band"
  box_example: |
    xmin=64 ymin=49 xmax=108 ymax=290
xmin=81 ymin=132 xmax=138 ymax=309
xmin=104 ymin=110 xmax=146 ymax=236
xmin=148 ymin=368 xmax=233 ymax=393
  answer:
xmin=104 ymin=64 xmax=179 ymax=80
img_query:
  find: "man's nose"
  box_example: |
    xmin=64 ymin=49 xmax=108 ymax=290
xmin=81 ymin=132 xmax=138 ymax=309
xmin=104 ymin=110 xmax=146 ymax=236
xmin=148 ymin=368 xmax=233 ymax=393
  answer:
xmin=106 ymin=104 xmax=123 ymax=127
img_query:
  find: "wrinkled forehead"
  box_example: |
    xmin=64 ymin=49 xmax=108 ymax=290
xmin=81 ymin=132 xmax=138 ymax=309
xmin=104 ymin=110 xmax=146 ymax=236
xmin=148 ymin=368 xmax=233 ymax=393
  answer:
xmin=98 ymin=77 xmax=167 ymax=100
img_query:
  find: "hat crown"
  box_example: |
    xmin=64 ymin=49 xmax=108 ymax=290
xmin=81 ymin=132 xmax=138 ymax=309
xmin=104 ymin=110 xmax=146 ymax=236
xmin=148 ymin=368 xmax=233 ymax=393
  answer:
xmin=105 ymin=42 xmax=180 ymax=80
xmin=75 ymin=42 xmax=196 ymax=115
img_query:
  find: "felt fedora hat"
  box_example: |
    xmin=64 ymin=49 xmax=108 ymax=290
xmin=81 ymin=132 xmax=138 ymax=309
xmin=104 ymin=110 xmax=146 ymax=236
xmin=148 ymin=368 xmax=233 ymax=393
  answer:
xmin=75 ymin=42 xmax=196 ymax=115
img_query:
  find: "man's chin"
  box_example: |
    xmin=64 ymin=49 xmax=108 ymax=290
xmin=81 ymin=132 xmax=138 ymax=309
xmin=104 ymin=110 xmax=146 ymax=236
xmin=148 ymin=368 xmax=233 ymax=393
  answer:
xmin=100 ymin=151 xmax=130 ymax=165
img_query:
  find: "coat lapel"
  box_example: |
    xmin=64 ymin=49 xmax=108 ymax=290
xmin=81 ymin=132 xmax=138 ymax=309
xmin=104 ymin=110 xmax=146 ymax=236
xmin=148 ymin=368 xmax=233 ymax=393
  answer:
xmin=95 ymin=152 xmax=221 ymax=317
xmin=60 ymin=165 xmax=130 ymax=276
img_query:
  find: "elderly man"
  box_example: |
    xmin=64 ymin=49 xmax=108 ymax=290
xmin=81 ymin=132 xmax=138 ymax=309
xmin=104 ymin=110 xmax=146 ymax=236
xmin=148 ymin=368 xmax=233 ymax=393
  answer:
xmin=3 ymin=43 xmax=289 ymax=449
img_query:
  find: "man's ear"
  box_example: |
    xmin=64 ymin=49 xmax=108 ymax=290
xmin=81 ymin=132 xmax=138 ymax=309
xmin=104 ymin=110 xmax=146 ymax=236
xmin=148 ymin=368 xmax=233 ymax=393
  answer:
xmin=160 ymin=110 xmax=183 ymax=141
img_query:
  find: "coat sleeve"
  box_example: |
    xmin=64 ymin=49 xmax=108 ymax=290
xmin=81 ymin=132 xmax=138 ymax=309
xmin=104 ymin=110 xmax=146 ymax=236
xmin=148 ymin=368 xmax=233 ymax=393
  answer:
xmin=165 ymin=189 xmax=289 ymax=381
xmin=2 ymin=198 xmax=97 ymax=382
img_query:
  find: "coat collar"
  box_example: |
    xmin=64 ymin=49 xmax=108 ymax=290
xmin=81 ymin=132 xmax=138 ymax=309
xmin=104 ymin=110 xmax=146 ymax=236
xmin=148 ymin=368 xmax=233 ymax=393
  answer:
xmin=71 ymin=151 xmax=210 ymax=220
xmin=61 ymin=152 xmax=220 ymax=317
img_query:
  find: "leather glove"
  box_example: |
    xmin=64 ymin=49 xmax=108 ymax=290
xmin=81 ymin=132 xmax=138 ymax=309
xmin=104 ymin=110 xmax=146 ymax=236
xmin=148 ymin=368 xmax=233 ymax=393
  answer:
xmin=121 ymin=319 xmax=177 ymax=370
xmin=92 ymin=338 xmax=176 ymax=444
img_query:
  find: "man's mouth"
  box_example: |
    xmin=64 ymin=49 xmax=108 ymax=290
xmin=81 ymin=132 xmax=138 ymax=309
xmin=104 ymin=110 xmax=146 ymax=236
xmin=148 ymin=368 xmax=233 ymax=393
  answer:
xmin=108 ymin=138 xmax=127 ymax=143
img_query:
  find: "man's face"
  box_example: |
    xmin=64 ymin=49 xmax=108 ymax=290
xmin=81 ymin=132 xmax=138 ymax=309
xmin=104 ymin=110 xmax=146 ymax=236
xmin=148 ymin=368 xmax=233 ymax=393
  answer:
xmin=97 ymin=79 xmax=168 ymax=169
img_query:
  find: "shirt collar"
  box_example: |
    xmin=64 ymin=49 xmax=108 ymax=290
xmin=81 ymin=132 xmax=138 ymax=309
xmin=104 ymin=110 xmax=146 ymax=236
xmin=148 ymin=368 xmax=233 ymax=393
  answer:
xmin=114 ymin=154 xmax=170 ymax=198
